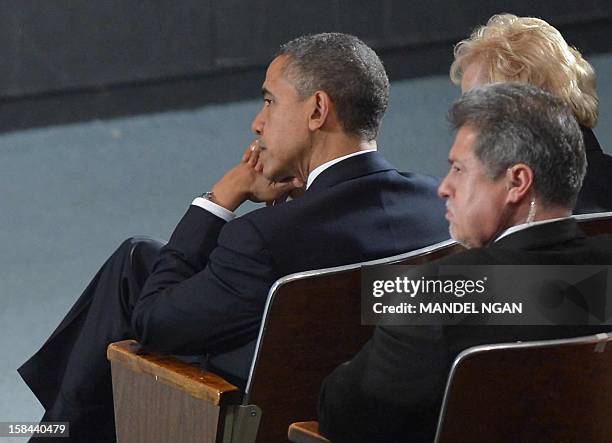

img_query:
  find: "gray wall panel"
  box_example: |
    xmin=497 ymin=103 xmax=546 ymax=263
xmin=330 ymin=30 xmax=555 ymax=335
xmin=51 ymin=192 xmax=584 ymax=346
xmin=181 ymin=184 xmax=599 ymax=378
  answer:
xmin=1 ymin=1 xmax=611 ymax=131
xmin=0 ymin=0 xmax=213 ymax=97
xmin=213 ymin=0 xmax=336 ymax=68
xmin=2 ymin=1 xmax=611 ymax=100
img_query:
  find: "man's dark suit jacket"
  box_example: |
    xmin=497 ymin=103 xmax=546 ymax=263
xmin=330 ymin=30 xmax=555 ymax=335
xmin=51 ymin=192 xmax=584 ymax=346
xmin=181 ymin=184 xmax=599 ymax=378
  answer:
xmin=318 ymin=218 xmax=612 ymax=443
xmin=132 ymin=151 xmax=449 ymax=379
xmin=16 ymin=151 xmax=449 ymax=443
xmin=575 ymin=127 xmax=612 ymax=214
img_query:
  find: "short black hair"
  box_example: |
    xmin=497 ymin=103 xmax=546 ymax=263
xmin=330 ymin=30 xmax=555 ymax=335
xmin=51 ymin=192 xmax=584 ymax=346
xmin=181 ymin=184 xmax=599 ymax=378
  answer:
xmin=278 ymin=33 xmax=389 ymax=141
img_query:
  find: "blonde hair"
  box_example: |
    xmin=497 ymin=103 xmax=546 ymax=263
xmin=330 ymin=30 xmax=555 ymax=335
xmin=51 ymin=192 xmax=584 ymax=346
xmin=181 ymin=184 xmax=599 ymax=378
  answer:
xmin=450 ymin=14 xmax=599 ymax=127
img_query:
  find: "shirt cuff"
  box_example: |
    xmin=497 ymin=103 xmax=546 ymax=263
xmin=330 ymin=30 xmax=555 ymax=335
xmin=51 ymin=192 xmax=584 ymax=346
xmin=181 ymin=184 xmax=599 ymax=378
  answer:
xmin=191 ymin=197 xmax=236 ymax=222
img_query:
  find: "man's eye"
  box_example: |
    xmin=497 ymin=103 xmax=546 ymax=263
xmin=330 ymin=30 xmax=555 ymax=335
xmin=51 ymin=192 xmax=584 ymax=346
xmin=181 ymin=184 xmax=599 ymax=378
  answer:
xmin=264 ymin=98 xmax=272 ymax=106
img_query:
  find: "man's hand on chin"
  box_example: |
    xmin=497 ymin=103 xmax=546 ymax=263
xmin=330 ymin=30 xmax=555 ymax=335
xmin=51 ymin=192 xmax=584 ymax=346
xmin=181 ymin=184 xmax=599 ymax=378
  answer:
xmin=211 ymin=143 xmax=304 ymax=212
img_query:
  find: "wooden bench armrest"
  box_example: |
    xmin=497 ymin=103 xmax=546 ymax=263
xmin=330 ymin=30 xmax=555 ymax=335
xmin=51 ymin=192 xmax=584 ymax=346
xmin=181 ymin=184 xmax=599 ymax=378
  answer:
xmin=107 ymin=339 xmax=241 ymax=406
xmin=288 ymin=421 xmax=330 ymax=443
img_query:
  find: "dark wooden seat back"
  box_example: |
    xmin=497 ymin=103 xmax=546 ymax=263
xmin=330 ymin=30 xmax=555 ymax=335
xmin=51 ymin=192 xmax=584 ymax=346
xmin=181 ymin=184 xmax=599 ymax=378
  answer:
xmin=434 ymin=212 xmax=612 ymax=442
xmin=245 ymin=239 xmax=464 ymax=442
xmin=435 ymin=332 xmax=612 ymax=442
xmin=574 ymin=211 xmax=612 ymax=236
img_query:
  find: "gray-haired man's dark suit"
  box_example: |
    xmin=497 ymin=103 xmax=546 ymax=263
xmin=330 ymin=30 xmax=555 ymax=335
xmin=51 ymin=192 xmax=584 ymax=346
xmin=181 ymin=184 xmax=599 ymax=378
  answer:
xmin=318 ymin=218 xmax=612 ymax=443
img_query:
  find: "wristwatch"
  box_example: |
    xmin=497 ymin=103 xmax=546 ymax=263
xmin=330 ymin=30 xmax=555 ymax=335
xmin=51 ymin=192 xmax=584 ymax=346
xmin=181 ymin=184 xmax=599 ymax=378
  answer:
xmin=201 ymin=191 xmax=215 ymax=201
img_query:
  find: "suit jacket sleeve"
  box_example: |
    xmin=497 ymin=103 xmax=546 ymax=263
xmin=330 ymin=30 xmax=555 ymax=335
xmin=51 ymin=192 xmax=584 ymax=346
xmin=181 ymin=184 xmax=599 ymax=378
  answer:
xmin=131 ymin=205 xmax=277 ymax=355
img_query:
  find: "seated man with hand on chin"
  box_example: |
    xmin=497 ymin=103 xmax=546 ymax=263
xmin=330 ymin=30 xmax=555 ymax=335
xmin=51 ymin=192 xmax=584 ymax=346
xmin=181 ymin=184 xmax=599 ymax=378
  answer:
xmin=318 ymin=82 xmax=612 ymax=443
xmin=19 ymin=32 xmax=448 ymax=442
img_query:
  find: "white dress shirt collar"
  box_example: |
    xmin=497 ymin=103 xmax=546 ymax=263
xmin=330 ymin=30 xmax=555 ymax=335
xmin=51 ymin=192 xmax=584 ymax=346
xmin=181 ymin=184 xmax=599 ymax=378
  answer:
xmin=494 ymin=216 xmax=572 ymax=243
xmin=306 ymin=149 xmax=377 ymax=190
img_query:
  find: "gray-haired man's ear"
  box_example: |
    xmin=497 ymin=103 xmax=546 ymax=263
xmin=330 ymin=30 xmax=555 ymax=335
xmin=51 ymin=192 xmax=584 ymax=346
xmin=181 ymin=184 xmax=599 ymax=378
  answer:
xmin=505 ymin=163 xmax=534 ymax=204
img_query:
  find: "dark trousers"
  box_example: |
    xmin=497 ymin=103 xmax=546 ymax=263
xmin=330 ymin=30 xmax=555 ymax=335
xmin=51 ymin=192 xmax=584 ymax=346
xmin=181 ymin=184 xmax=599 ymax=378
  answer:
xmin=18 ymin=237 xmax=164 ymax=442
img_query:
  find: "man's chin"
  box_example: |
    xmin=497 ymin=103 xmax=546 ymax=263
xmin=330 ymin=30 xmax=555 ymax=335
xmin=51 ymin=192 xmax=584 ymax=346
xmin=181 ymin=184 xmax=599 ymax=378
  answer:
xmin=265 ymin=173 xmax=286 ymax=183
xmin=449 ymin=226 xmax=474 ymax=249
xmin=260 ymin=166 xmax=278 ymax=182
xmin=262 ymin=163 xmax=299 ymax=184
xmin=267 ymin=171 xmax=295 ymax=184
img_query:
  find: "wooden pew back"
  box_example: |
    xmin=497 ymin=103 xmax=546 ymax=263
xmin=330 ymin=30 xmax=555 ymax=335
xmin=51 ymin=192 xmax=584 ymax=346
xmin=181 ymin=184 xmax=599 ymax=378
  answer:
xmin=436 ymin=332 xmax=612 ymax=442
xmin=245 ymin=239 xmax=463 ymax=442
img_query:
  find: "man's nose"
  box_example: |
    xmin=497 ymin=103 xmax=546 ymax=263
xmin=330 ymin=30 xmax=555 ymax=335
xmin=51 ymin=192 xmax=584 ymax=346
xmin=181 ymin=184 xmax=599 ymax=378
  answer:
xmin=438 ymin=175 xmax=451 ymax=199
xmin=251 ymin=110 xmax=264 ymax=135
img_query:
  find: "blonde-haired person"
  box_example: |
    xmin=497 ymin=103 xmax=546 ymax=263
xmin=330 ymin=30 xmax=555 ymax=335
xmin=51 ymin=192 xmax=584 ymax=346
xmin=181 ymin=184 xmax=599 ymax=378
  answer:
xmin=450 ymin=13 xmax=612 ymax=214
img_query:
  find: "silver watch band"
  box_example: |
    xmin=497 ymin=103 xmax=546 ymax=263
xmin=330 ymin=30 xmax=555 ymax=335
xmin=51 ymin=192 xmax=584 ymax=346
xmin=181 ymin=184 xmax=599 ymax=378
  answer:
xmin=201 ymin=191 xmax=215 ymax=201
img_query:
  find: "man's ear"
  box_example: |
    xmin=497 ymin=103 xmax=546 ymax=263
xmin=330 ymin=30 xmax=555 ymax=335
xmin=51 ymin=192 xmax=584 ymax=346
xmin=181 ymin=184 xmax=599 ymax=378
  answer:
xmin=505 ymin=163 xmax=534 ymax=204
xmin=308 ymin=91 xmax=332 ymax=131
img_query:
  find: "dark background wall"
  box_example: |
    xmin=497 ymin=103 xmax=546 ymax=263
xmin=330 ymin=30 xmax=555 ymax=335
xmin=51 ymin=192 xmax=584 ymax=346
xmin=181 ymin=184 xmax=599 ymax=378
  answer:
xmin=1 ymin=0 xmax=612 ymax=132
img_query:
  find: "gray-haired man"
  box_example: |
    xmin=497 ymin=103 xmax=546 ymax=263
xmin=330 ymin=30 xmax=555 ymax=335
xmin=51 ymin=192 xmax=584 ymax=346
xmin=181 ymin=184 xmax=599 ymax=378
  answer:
xmin=318 ymin=83 xmax=612 ymax=443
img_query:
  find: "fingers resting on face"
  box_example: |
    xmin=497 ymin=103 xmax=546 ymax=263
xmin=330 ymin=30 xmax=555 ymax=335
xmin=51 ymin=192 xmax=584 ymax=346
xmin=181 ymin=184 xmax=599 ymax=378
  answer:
xmin=241 ymin=140 xmax=265 ymax=172
xmin=238 ymin=140 xmax=305 ymax=203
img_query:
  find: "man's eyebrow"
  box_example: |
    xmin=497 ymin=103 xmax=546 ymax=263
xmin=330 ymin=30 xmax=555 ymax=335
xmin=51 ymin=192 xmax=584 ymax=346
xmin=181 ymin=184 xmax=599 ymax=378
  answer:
xmin=261 ymin=87 xmax=274 ymax=98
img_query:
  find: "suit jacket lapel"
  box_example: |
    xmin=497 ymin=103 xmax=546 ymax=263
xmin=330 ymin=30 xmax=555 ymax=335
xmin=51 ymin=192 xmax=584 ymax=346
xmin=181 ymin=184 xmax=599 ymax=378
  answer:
xmin=307 ymin=151 xmax=397 ymax=193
